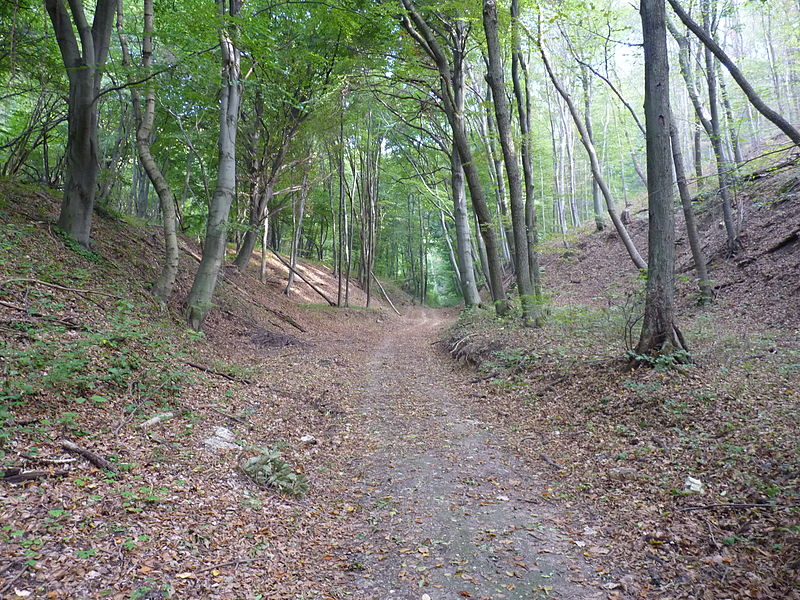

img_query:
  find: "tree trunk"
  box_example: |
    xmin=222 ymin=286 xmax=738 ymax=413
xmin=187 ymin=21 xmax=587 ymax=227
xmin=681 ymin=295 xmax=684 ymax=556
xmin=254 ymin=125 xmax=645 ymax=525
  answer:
xmin=284 ymin=172 xmax=309 ymax=295
xmin=637 ymin=0 xmax=685 ymax=357
xmin=451 ymin=147 xmax=482 ymax=306
xmin=117 ymin=0 xmax=178 ymax=302
xmin=483 ymin=0 xmax=535 ymax=322
xmin=580 ymin=68 xmax=605 ymax=231
xmin=45 ymin=0 xmax=118 ymax=248
xmin=186 ymin=0 xmax=242 ymax=330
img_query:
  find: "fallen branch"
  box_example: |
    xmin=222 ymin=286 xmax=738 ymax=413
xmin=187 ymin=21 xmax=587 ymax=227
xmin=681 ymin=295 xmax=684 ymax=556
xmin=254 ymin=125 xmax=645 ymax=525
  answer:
xmin=60 ymin=439 xmax=116 ymax=473
xmin=678 ymin=503 xmax=797 ymax=512
xmin=195 ymin=556 xmax=273 ymax=574
xmin=538 ymin=453 xmax=561 ymax=470
xmin=1 ymin=467 xmax=71 ymax=483
xmin=0 ymin=278 xmax=122 ymax=300
xmin=766 ymin=230 xmax=799 ymax=254
xmin=268 ymin=247 xmax=336 ymax=306
xmin=370 ymin=271 xmax=401 ymax=316
xmin=186 ymin=361 xmax=253 ymax=384
xmin=205 ymin=405 xmax=248 ymax=425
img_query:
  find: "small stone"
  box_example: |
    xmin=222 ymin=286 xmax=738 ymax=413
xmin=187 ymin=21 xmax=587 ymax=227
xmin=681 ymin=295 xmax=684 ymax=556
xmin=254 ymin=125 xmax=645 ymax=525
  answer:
xmin=202 ymin=426 xmax=240 ymax=451
xmin=683 ymin=476 xmax=705 ymax=494
xmin=300 ymin=434 xmax=317 ymax=445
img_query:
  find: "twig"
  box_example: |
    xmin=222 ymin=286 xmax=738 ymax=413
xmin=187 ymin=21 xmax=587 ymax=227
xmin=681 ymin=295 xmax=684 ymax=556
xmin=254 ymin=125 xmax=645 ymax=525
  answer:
xmin=538 ymin=453 xmax=561 ymax=470
xmin=0 ymin=278 xmax=122 ymax=300
xmin=205 ymin=405 xmax=248 ymax=425
xmin=195 ymin=556 xmax=272 ymax=574
xmin=0 ymin=563 xmax=28 ymax=595
xmin=678 ymin=503 xmax=797 ymax=512
xmin=186 ymin=361 xmax=253 ymax=384
xmin=60 ymin=440 xmax=116 ymax=473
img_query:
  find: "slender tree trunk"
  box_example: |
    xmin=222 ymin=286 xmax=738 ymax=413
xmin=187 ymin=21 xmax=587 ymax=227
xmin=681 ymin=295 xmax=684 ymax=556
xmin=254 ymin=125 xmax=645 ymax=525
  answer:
xmin=117 ymin=0 xmax=178 ymax=302
xmin=693 ymin=117 xmax=703 ymax=186
xmin=260 ymin=212 xmax=270 ymax=283
xmin=285 ymin=172 xmax=308 ymax=295
xmin=670 ymin=113 xmax=713 ymax=304
xmin=483 ymin=0 xmax=534 ymax=322
xmin=637 ymin=0 xmax=685 ymax=356
xmin=451 ymin=148 xmax=482 ymax=306
xmin=717 ymin=63 xmax=743 ymax=166
xmin=541 ymin=42 xmax=646 ymax=270
xmin=580 ymin=68 xmax=605 ymax=231
xmin=186 ymin=0 xmax=242 ymax=330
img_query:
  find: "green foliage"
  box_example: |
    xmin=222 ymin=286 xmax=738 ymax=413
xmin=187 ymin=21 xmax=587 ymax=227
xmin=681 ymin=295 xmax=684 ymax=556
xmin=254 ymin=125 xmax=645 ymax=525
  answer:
xmin=240 ymin=447 xmax=309 ymax=497
xmin=624 ymin=348 xmax=692 ymax=371
xmin=0 ymin=295 xmax=187 ymax=452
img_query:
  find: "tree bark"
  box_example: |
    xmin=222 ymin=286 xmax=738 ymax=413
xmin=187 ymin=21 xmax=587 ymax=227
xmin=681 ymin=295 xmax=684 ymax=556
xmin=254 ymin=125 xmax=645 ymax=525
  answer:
xmin=45 ymin=0 xmax=118 ymax=248
xmin=483 ymin=0 xmax=534 ymax=323
xmin=636 ymin=0 xmax=685 ymax=357
xmin=186 ymin=0 xmax=242 ymax=330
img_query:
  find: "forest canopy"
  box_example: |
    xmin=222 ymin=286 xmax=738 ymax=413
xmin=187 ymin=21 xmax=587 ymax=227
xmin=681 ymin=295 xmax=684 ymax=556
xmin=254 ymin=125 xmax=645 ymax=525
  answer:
xmin=2 ymin=0 xmax=798 ymax=347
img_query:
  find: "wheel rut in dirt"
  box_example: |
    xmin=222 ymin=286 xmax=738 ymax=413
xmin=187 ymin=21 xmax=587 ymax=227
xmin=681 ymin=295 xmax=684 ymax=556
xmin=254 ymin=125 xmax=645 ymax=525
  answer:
xmin=345 ymin=309 xmax=601 ymax=600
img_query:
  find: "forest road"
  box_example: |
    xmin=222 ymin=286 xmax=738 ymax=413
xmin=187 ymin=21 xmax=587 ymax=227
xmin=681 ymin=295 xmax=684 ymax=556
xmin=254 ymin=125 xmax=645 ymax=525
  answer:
xmin=345 ymin=308 xmax=603 ymax=600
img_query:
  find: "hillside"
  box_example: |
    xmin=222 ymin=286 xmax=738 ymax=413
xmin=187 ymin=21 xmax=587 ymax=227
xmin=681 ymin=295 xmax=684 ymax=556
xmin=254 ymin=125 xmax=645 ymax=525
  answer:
xmin=447 ymin=163 xmax=800 ymax=598
xmin=0 ymin=182 xmax=398 ymax=599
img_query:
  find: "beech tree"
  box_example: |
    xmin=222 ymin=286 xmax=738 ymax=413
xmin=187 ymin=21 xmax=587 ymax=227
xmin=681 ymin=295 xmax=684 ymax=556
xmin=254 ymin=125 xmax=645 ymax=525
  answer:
xmin=44 ymin=0 xmax=118 ymax=247
xmin=636 ymin=0 xmax=686 ymax=357
xmin=186 ymin=0 xmax=243 ymax=330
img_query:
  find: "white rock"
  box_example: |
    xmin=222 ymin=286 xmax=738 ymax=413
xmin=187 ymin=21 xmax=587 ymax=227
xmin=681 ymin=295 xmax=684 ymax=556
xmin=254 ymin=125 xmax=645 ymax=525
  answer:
xmin=684 ymin=476 xmax=705 ymax=494
xmin=300 ymin=434 xmax=317 ymax=445
xmin=202 ymin=426 xmax=240 ymax=451
xmin=138 ymin=412 xmax=174 ymax=429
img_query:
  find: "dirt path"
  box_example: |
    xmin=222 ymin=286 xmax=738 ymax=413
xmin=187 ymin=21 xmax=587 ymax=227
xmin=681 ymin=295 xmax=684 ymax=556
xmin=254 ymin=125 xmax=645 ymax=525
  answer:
xmin=340 ymin=309 xmax=603 ymax=600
